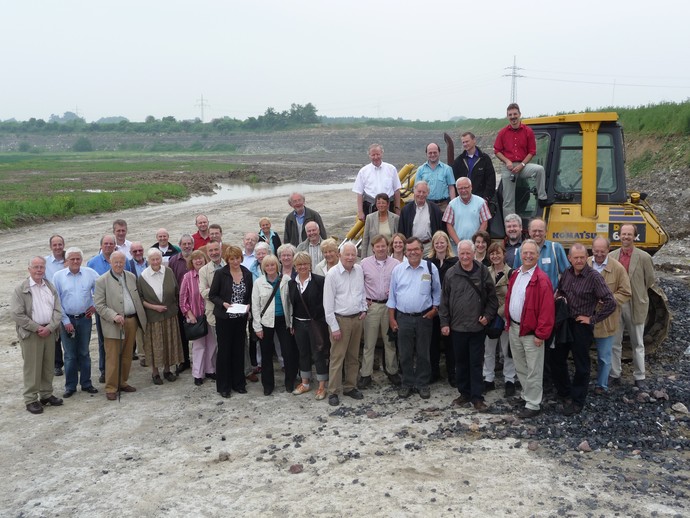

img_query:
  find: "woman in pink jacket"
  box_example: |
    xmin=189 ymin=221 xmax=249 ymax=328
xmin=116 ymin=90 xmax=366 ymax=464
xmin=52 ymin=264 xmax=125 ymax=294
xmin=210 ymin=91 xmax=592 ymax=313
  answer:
xmin=179 ymin=250 xmax=216 ymax=386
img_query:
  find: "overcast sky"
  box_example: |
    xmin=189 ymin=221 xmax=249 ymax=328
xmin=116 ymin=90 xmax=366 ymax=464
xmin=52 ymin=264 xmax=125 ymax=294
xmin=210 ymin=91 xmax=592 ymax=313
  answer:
xmin=3 ymin=0 xmax=688 ymax=123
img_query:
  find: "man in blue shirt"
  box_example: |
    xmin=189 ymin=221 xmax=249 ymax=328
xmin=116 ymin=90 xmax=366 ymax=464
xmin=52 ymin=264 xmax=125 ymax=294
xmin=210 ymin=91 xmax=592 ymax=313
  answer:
xmin=87 ymin=234 xmax=116 ymax=383
xmin=388 ymin=237 xmax=441 ymax=399
xmin=513 ymin=217 xmax=568 ymax=291
xmin=415 ymin=143 xmax=456 ymax=211
xmin=52 ymin=247 xmax=100 ymax=398
xmin=44 ymin=234 xmax=66 ymax=377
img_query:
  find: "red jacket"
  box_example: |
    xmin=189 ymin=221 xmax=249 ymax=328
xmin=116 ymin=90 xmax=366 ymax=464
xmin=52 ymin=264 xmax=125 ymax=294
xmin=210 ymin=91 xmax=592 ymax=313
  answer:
xmin=504 ymin=266 xmax=555 ymax=340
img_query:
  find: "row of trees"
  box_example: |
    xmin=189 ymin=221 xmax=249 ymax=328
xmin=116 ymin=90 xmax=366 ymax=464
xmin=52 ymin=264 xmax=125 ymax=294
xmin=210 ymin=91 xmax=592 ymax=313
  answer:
xmin=0 ymin=103 xmax=321 ymax=135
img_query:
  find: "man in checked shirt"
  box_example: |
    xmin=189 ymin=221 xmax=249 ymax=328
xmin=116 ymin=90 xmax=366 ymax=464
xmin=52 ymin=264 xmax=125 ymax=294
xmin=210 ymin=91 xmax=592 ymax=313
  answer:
xmin=553 ymin=243 xmax=616 ymax=416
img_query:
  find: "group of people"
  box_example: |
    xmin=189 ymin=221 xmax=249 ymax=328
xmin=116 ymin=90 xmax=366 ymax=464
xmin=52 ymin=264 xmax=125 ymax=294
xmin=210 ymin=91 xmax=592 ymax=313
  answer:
xmin=12 ymin=103 xmax=655 ymax=418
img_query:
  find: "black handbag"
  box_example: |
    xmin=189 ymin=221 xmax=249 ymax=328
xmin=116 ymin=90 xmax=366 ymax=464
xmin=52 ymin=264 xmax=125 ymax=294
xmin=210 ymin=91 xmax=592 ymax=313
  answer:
xmin=183 ymin=314 xmax=208 ymax=340
xmin=486 ymin=315 xmax=505 ymax=339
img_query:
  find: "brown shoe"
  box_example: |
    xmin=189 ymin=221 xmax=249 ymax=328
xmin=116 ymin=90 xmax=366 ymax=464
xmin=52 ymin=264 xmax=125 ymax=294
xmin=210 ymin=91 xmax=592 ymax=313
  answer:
xmin=473 ymin=400 xmax=488 ymax=411
xmin=246 ymin=373 xmax=259 ymax=383
xmin=26 ymin=401 xmax=44 ymax=414
xmin=451 ymin=395 xmax=471 ymax=407
xmin=119 ymin=385 xmax=137 ymax=393
xmin=517 ymin=407 xmax=541 ymax=419
xmin=106 ymin=393 xmax=117 ymax=401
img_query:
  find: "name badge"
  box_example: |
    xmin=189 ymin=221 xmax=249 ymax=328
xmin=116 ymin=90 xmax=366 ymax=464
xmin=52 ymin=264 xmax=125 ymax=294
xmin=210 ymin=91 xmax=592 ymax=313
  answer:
xmin=541 ymin=257 xmax=552 ymax=265
xmin=421 ymin=273 xmax=431 ymax=282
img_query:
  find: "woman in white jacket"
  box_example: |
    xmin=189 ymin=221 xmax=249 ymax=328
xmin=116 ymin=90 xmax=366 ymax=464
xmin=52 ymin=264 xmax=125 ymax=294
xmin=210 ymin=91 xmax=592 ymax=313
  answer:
xmin=251 ymin=255 xmax=297 ymax=396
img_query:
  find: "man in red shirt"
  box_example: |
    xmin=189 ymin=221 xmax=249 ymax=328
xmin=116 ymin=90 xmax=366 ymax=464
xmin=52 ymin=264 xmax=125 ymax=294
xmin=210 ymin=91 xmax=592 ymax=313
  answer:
xmin=494 ymin=104 xmax=549 ymax=217
xmin=192 ymin=214 xmax=211 ymax=250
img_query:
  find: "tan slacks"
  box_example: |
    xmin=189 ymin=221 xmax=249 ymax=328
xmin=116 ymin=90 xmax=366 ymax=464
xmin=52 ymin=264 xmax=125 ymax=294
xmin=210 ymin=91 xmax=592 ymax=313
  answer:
xmin=104 ymin=316 xmax=137 ymax=394
xmin=328 ymin=315 xmax=362 ymax=396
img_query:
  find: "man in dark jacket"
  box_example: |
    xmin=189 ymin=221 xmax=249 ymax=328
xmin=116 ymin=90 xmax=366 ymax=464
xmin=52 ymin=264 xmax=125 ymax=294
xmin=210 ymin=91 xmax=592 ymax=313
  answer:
xmin=505 ymin=239 xmax=555 ymax=418
xmin=440 ymin=240 xmax=498 ymax=411
xmin=452 ymin=132 xmax=496 ymax=203
xmin=398 ymin=181 xmax=444 ymax=256
xmin=283 ymin=192 xmax=327 ymax=247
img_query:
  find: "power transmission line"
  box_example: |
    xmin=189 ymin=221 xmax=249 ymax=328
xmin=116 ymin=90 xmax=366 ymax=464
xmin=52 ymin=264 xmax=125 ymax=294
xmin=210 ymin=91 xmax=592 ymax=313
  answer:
xmin=195 ymin=94 xmax=210 ymax=122
xmin=503 ymin=56 xmax=524 ymax=103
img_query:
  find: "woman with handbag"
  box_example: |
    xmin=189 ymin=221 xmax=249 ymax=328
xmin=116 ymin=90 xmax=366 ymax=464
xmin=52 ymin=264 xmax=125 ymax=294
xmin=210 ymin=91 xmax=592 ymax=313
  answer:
xmin=483 ymin=242 xmax=517 ymax=398
xmin=179 ymin=250 xmax=214 ymax=386
xmin=137 ymin=248 xmax=184 ymax=385
xmin=251 ymin=255 xmax=297 ymax=396
xmin=288 ymin=252 xmax=329 ymax=400
xmin=209 ymin=246 xmax=253 ymax=398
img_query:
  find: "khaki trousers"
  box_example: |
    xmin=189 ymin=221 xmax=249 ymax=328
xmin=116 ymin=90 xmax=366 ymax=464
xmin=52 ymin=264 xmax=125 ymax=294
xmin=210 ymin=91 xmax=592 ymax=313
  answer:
xmin=611 ymin=301 xmax=646 ymax=380
xmin=361 ymin=302 xmax=397 ymax=377
xmin=20 ymin=331 xmax=56 ymax=404
xmin=328 ymin=315 xmax=362 ymax=396
xmin=508 ymin=322 xmax=544 ymax=411
xmin=104 ymin=317 xmax=137 ymax=394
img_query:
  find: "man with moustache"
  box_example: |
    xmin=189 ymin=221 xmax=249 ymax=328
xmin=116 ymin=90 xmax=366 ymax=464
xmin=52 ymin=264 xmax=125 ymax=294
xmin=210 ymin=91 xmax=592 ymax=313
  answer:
xmin=502 ymin=213 xmax=527 ymax=267
xmin=494 ymin=103 xmax=549 ymax=216
xmin=388 ymin=237 xmax=441 ymax=399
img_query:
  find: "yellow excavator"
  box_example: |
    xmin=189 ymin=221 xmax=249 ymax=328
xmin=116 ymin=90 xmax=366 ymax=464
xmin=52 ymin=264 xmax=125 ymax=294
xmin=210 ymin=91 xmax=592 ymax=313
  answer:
xmin=345 ymin=112 xmax=670 ymax=353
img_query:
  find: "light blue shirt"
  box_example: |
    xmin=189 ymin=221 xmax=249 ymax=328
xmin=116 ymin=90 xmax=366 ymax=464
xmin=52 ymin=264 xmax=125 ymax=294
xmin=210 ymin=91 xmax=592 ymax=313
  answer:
xmin=415 ymin=161 xmax=455 ymax=201
xmin=87 ymin=252 xmax=111 ymax=275
xmin=387 ymin=260 xmax=441 ymax=313
xmin=44 ymin=255 xmax=65 ymax=282
xmin=513 ymin=240 xmax=567 ymax=291
xmin=52 ymin=266 xmax=100 ymax=324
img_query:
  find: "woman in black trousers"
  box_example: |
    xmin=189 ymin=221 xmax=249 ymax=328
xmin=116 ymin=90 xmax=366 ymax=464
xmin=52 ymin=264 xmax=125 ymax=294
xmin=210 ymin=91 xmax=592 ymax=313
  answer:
xmin=209 ymin=245 xmax=253 ymax=398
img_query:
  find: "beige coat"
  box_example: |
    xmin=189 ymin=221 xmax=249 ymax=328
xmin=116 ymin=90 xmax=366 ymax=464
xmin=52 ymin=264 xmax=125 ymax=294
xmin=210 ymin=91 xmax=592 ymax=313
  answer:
xmin=10 ymin=278 xmax=62 ymax=340
xmin=94 ymin=270 xmax=147 ymax=339
xmin=361 ymin=211 xmax=399 ymax=258
xmin=587 ymin=256 xmax=632 ymax=337
xmin=488 ymin=263 xmax=512 ymax=318
xmin=609 ymin=247 xmax=655 ymax=324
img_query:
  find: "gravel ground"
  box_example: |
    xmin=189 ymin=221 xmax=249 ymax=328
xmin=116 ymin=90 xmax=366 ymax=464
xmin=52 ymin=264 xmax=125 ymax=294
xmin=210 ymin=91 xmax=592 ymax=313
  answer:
xmin=1 ymin=157 xmax=689 ymax=516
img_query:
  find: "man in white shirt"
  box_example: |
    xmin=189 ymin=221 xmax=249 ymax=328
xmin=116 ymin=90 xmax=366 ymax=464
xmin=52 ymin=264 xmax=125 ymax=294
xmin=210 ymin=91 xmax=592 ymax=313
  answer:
xmin=353 ymin=143 xmax=402 ymax=222
xmin=324 ymin=243 xmax=367 ymax=406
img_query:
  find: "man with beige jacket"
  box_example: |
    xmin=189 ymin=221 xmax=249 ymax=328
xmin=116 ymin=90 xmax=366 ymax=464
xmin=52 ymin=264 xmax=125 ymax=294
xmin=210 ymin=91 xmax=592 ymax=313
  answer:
xmin=609 ymin=224 xmax=655 ymax=389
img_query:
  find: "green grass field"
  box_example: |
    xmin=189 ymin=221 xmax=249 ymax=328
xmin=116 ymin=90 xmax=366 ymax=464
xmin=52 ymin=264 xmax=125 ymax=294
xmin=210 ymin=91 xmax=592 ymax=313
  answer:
xmin=0 ymin=152 xmax=242 ymax=228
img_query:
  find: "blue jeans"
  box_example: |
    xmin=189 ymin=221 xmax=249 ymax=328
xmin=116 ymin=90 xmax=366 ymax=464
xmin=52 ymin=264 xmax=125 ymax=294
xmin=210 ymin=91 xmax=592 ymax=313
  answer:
xmin=594 ymin=335 xmax=614 ymax=390
xmin=60 ymin=316 xmax=95 ymax=391
xmin=397 ymin=313 xmax=433 ymax=390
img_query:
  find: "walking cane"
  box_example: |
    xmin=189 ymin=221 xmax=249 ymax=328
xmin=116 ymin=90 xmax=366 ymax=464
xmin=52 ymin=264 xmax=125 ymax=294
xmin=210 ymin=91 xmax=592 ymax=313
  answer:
xmin=118 ymin=326 xmax=124 ymax=403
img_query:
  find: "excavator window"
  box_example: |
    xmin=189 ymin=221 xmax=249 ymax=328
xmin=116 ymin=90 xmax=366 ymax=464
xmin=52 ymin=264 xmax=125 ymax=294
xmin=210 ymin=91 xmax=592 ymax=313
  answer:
xmin=555 ymin=133 xmax=617 ymax=195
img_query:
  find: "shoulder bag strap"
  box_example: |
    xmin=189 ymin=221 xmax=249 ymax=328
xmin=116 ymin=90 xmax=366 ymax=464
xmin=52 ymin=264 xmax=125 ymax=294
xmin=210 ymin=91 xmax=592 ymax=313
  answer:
xmin=260 ymin=278 xmax=281 ymax=318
